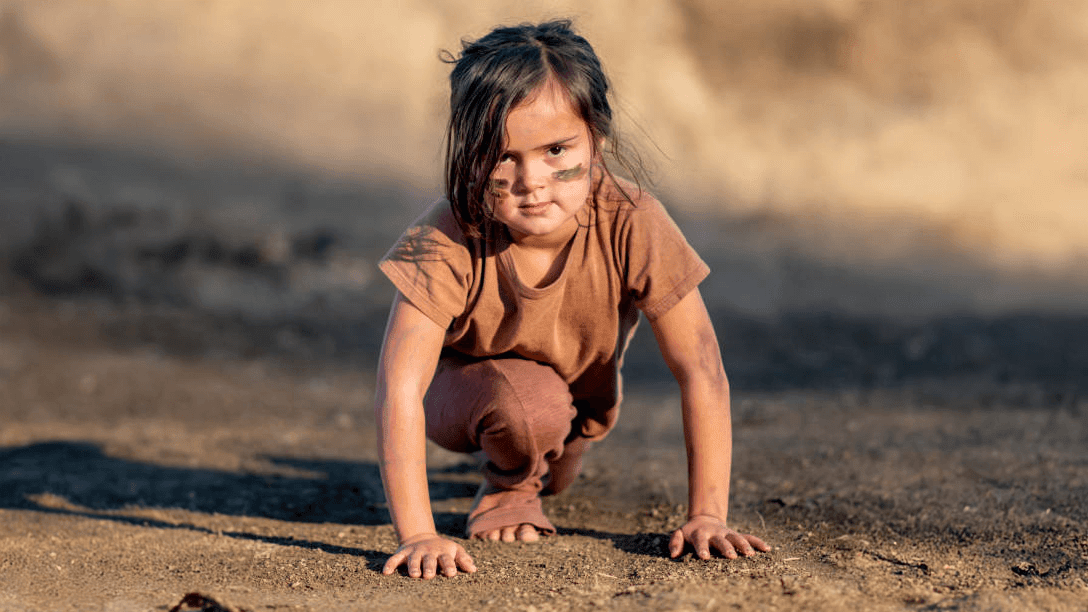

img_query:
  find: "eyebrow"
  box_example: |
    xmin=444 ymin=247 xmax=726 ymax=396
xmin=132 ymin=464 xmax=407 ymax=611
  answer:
xmin=540 ymin=135 xmax=580 ymax=150
xmin=504 ymin=134 xmax=580 ymax=155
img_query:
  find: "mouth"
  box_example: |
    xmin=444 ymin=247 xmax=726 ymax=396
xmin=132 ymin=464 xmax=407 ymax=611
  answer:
xmin=518 ymin=201 xmax=552 ymax=214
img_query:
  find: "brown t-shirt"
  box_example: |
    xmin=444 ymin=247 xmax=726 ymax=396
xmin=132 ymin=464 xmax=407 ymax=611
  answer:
xmin=379 ymin=180 xmax=710 ymax=440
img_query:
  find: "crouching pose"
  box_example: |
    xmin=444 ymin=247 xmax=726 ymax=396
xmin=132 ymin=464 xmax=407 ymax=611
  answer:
xmin=375 ymin=19 xmax=769 ymax=579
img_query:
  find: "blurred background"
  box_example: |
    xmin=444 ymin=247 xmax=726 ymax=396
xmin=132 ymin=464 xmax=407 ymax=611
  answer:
xmin=2 ymin=0 xmax=1087 ymax=389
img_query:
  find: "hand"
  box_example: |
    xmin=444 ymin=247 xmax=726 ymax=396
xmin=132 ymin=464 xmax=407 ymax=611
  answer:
xmin=382 ymin=533 xmax=477 ymax=579
xmin=669 ymin=515 xmax=770 ymax=560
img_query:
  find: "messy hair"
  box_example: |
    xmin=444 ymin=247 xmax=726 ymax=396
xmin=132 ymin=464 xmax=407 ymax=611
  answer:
xmin=443 ymin=19 xmax=649 ymax=238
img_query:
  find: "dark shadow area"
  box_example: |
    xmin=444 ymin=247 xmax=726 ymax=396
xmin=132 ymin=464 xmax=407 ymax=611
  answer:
xmin=0 ymin=137 xmax=426 ymax=252
xmin=0 ymin=441 xmax=476 ymax=531
xmin=753 ymin=492 xmax=1087 ymax=587
xmin=756 ymin=484 xmax=1088 ymax=543
xmin=623 ymin=308 xmax=1088 ymax=394
xmin=0 ymin=136 xmax=422 ymax=366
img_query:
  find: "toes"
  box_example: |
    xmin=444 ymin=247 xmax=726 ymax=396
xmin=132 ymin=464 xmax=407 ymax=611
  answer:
xmin=517 ymin=523 xmax=540 ymax=542
xmin=474 ymin=525 xmax=542 ymax=542
xmin=472 ymin=529 xmax=501 ymax=541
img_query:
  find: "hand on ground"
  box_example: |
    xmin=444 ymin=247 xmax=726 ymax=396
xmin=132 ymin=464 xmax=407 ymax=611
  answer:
xmin=472 ymin=522 xmax=540 ymax=542
xmin=382 ymin=533 xmax=477 ymax=579
xmin=669 ymin=515 xmax=771 ymax=560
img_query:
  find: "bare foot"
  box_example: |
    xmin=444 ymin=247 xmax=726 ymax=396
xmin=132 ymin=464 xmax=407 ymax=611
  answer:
xmin=474 ymin=522 xmax=540 ymax=542
xmin=467 ymin=482 xmax=555 ymax=540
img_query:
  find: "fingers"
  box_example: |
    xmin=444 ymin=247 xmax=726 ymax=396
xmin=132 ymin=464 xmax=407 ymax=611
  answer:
xmin=728 ymin=532 xmax=755 ymax=557
xmin=745 ymin=533 xmax=772 ymax=552
xmin=437 ymin=552 xmax=456 ymax=577
xmin=406 ymin=549 xmax=424 ymax=579
xmin=672 ymin=526 xmax=721 ymax=560
xmin=669 ymin=529 xmax=684 ymax=558
xmin=432 ymin=547 xmax=478 ymax=578
xmin=670 ymin=520 xmax=771 ymax=561
xmin=421 ymin=553 xmax=439 ymax=580
xmin=382 ymin=548 xmax=410 ymax=575
xmin=693 ymin=531 xmax=714 ymax=560
xmin=710 ymin=533 xmax=738 ymax=559
xmin=384 ymin=538 xmax=477 ymax=579
xmin=721 ymin=532 xmax=771 ymax=556
xmin=455 ymin=548 xmax=477 ymax=574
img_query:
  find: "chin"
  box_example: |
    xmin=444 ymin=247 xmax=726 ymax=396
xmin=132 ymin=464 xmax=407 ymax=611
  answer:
xmin=513 ymin=225 xmax=556 ymax=237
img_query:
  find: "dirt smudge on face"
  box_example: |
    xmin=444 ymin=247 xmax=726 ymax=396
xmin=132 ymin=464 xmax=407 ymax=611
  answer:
xmin=553 ymin=163 xmax=587 ymax=182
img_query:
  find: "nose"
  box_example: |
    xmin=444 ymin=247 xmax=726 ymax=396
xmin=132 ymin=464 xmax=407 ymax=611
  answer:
xmin=511 ymin=159 xmax=549 ymax=196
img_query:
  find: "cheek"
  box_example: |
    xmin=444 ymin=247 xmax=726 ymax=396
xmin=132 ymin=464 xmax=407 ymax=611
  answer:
xmin=557 ymin=164 xmax=592 ymax=199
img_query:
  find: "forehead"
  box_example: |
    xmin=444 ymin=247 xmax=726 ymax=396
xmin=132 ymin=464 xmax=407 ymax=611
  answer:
xmin=503 ymin=80 xmax=585 ymax=148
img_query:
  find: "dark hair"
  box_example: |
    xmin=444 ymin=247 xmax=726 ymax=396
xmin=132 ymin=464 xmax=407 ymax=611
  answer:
xmin=443 ymin=19 xmax=649 ymax=238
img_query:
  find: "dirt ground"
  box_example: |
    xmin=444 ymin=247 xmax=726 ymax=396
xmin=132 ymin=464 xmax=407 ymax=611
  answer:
xmin=1 ymin=276 xmax=1086 ymax=612
xmin=2 ymin=2 xmax=1088 ymax=607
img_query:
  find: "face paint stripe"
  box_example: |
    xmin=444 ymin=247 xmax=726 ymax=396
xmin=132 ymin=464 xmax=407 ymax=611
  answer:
xmin=488 ymin=179 xmax=509 ymax=198
xmin=553 ymin=163 xmax=586 ymax=182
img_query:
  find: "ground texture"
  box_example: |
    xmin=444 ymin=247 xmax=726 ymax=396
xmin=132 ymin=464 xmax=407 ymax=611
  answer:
xmin=1 ymin=289 xmax=1086 ymax=612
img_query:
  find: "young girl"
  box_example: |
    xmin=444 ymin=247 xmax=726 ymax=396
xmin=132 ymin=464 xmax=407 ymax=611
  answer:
xmin=375 ymin=19 xmax=769 ymax=580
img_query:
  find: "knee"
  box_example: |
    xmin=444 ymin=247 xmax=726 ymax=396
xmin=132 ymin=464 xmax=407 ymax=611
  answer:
xmin=476 ymin=359 xmax=576 ymax=459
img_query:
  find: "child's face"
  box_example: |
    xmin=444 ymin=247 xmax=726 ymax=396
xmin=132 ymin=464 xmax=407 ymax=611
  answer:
xmin=488 ymin=80 xmax=594 ymax=247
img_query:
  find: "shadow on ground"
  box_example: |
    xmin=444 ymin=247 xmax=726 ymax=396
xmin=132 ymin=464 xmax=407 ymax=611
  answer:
xmin=0 ymin=440 xmax=478 ymax=536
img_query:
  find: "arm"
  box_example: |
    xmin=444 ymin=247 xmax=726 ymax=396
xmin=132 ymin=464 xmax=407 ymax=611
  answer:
xmin=375 ymin=291 xmax=476 ymax=578
xmin=649 ymin=288 xmax=770 ymax=559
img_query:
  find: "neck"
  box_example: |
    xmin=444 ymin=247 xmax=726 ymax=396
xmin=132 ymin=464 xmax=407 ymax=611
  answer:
xmin=507 ymin=216 xmax=580 ymax=252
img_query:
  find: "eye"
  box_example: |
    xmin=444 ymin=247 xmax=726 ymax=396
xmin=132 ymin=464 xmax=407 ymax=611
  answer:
xmin=498 ymin=152 xmax=514 ymax=163
xmin=547 ymin=145 xmax=566 ymax=157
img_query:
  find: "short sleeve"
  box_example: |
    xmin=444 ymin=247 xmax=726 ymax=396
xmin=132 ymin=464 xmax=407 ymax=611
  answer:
xmin=617 ymin=196 xmax=710 ymax=320
xmin=378 ymin=201 xmax=474 ymax=329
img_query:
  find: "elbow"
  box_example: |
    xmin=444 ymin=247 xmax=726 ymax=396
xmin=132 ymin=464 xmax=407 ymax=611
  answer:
xmin=713 ymin=367 xmax=730 ymax=394
xmin=673 ymin=358 xmax=729 ymax=396
xmin=673 ymin=336 xmax=728 ymax=393
xmin=374 ymin=374 xmax=428 ymax=420
xmin=690 ymin=367 xmax=729 ymax=397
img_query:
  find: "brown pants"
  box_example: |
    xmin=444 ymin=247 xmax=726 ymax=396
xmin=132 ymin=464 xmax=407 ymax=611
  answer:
xmin=424 ymin=354 xmax=589 ymax=535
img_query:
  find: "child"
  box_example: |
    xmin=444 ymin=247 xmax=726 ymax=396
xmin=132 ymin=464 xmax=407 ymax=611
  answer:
xmin=375 ymin=19 xmax=769 ymax=580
